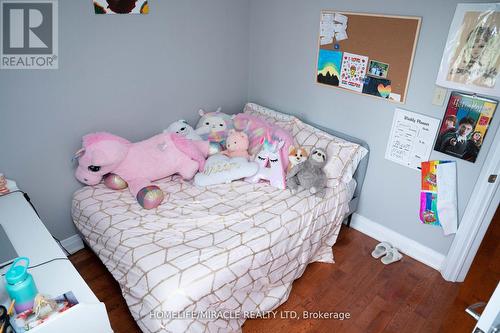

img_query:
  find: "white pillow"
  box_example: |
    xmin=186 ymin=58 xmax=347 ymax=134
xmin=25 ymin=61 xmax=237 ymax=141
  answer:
xmin=291 ymin=119 xmax=368 ymax=187
xmin=243 ymin=103 xmax=368 ymax=187
xmin=243 ymin=103 xmax=296 ymax=133
xmin=194 ymin=154 xmax=259 ymax=187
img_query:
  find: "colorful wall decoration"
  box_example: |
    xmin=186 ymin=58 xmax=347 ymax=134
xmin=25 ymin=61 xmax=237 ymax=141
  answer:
xmin=317 ymin=49 xmax=343 ymax=86
xmin=93 ymin=0 xmax=149 ymax=14
xmin=434 ymin=92 xmax=498 ymax=163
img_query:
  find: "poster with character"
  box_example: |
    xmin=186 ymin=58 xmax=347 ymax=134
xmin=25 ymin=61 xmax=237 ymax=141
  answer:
xmin=339 ymin=52 xmax=368 ymax=92
xmin=436 ymin=3 xmax=500 ymax=97
xmin=434 ymin=92 xmax=497 ymax=163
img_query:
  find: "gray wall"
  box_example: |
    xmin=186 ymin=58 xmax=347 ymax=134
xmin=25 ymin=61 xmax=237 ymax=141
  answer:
xmin=247 ymin=0 xmax=499 ymax=255
xmin=0 ymin=0 xmax=250 ymax=239
xmin=1 ymin=0 xmax=497 ymax=256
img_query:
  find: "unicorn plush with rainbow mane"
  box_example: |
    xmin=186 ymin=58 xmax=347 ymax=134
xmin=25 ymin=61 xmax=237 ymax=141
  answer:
xmin=245 ymin=138 xmax=286 ymax=189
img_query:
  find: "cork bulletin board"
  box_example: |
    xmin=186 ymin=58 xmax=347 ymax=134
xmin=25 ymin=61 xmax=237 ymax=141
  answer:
xmin=316 ymin=11 xmax=421 ymax=104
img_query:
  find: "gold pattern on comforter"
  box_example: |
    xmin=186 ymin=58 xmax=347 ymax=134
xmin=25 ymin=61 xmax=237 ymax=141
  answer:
xmin=72 ymin=176 xmax=351 ymax=333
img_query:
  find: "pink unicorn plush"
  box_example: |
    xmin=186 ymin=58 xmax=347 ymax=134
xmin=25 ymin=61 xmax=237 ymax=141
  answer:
xmin=74 ymin=132 xmax=209 ymax=209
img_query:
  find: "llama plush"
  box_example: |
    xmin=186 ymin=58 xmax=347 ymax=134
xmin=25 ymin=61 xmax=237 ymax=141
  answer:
xmin=220 ymin=129 xmax=250 ymax=159
xmin=245 ymin=138 xmax=286 ymax=189
xmin=195 ymin=107 xmax=234 ymax=145
xmin=74 ymin=132 xmax=209 ymax=209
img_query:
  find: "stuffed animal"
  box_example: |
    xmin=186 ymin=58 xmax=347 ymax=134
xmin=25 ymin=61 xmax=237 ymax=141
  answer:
xmin=220 ymin=129 xmax=250 ymax=159
xmin=74 ymin=132 xmax=209 ymax=209
xmin=164 ymin=120 xmax=202 ymax=141
xmin=245 ymin=138 xmax=286 ymax=189
xmin=233 ymin=113 xmax=293 ymax=171
xmin=286 ymin=147 xmax=328 ymax=197
xmin=288 ymin=146 xmax=308 ymax=172
xmin=195 ymin=107 xmax=234 ymax=145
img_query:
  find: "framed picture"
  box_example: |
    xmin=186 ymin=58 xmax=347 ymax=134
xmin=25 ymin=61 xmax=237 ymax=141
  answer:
xmin=367 ymin=60 xmax=389 ymax=78
xmin=436 ymin=3 xmax=500 ymax=97
xmin=434 ymin=92 xmax=497 ymax=163
xmin=93 ymin=0 xmax=149 ymax=14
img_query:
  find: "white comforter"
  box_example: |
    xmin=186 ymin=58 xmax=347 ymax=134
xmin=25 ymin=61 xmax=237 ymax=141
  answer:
xmin=72 ymin=176 xmax=352 ymax=333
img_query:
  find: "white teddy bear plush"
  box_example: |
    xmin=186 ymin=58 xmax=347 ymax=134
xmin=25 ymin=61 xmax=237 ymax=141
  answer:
xmin=164 ymin=120 xmax=202 ymax=141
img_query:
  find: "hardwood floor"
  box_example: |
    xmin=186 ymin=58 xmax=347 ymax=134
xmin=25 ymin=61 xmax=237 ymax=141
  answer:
xmin=441 ymin=208 xmax=500 ymax=332
xmin=70 ymin=217 xmax=499 ymax=333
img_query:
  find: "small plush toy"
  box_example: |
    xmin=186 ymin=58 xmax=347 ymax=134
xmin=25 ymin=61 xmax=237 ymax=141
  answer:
xmin=286 ymin=147 xmax=328 ymax=197
xmin=195 ymin=107 xmax=234 ymax=145
xmin=220 ymin=129 xmax=250 ymax=159
xmin=164 ymin=120 xmax=202 ymax=141
xmin=287 ymin=146 xmax=308 ymax=172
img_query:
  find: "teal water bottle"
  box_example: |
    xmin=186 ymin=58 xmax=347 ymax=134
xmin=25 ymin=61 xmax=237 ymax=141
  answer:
xmin=5 ymin=257 xmax=38 ymax=313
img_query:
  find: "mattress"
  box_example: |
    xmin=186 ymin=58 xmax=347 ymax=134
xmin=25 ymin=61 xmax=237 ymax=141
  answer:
xmin=72 ymin=177 xmax=354 ymax=333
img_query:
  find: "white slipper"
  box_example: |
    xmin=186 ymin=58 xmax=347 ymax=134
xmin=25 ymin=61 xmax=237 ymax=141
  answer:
xmin=381 ymin=248 xmax=403 ymax=265
xmin=371 ymin=242 xmax=392 ymax=259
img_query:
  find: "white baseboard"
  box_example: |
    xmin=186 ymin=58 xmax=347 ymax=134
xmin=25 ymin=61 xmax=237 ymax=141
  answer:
xmin=350 ymin=213 xmax=445 ymax=271
xmin=61 ymin=234 xmax=85 ymax=255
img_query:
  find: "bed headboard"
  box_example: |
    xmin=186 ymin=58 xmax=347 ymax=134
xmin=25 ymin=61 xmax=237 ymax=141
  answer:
xmin=304 ymin=120 xmax=370 ymax=216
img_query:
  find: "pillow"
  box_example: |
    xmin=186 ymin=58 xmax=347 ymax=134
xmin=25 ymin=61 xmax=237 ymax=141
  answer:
xmin=194 ymin=154 xmax=259 ymax=187
xmin=233 ymin=113 xmax=293 ymax=171
xmin=291 ymin=118 xmax=368 ymax=187
xmin=243 ymin=103 xmax=296 ymax=133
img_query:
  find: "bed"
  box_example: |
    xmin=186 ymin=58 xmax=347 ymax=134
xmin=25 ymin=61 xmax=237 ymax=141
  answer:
xmin=71 ymin=104 xmax=369 ymax=333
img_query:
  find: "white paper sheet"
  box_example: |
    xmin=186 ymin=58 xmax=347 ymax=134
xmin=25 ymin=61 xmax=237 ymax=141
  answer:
xmin=385 ymin=108 xmax=440 ymax=170
xmin=436 ymin=162 xmax=458 ymax=235
xmin=320 ymin=11 xmax=349 ymax=43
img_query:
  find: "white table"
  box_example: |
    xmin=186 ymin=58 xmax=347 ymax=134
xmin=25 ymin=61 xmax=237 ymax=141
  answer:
xmin=0 ymin=191 xmax=113 ymax=333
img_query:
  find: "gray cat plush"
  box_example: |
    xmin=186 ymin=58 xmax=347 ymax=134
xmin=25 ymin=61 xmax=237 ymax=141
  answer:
xmin=286 ymin=147 xmax=327 ymax=197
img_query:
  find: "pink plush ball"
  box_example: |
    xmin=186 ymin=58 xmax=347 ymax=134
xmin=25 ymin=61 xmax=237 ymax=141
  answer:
xmin=103 ymin=174 xmax=128 ymax=190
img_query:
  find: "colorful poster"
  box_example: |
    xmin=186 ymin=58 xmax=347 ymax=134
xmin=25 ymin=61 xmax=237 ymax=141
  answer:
xmin=317 ymin=49 xmax=343 ymax=86
xmin=419 ymin=160 xmax=458 ymax=236
xmin=362 ymin=77 xmax=391 ymax=98
xmin=434 ymin=92 xmax=498 ymax=163
xmin=339 ymin=52 xmax=368 ymax=92
xmin=93 ymin=0 xmax=149 ymax=14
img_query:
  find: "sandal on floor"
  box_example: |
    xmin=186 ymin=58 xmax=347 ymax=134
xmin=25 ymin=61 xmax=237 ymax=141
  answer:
xmin=381 ymin=248 xmax=403 ymax=265
xmin=371 ymin=242 xmax=392 ymax=259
